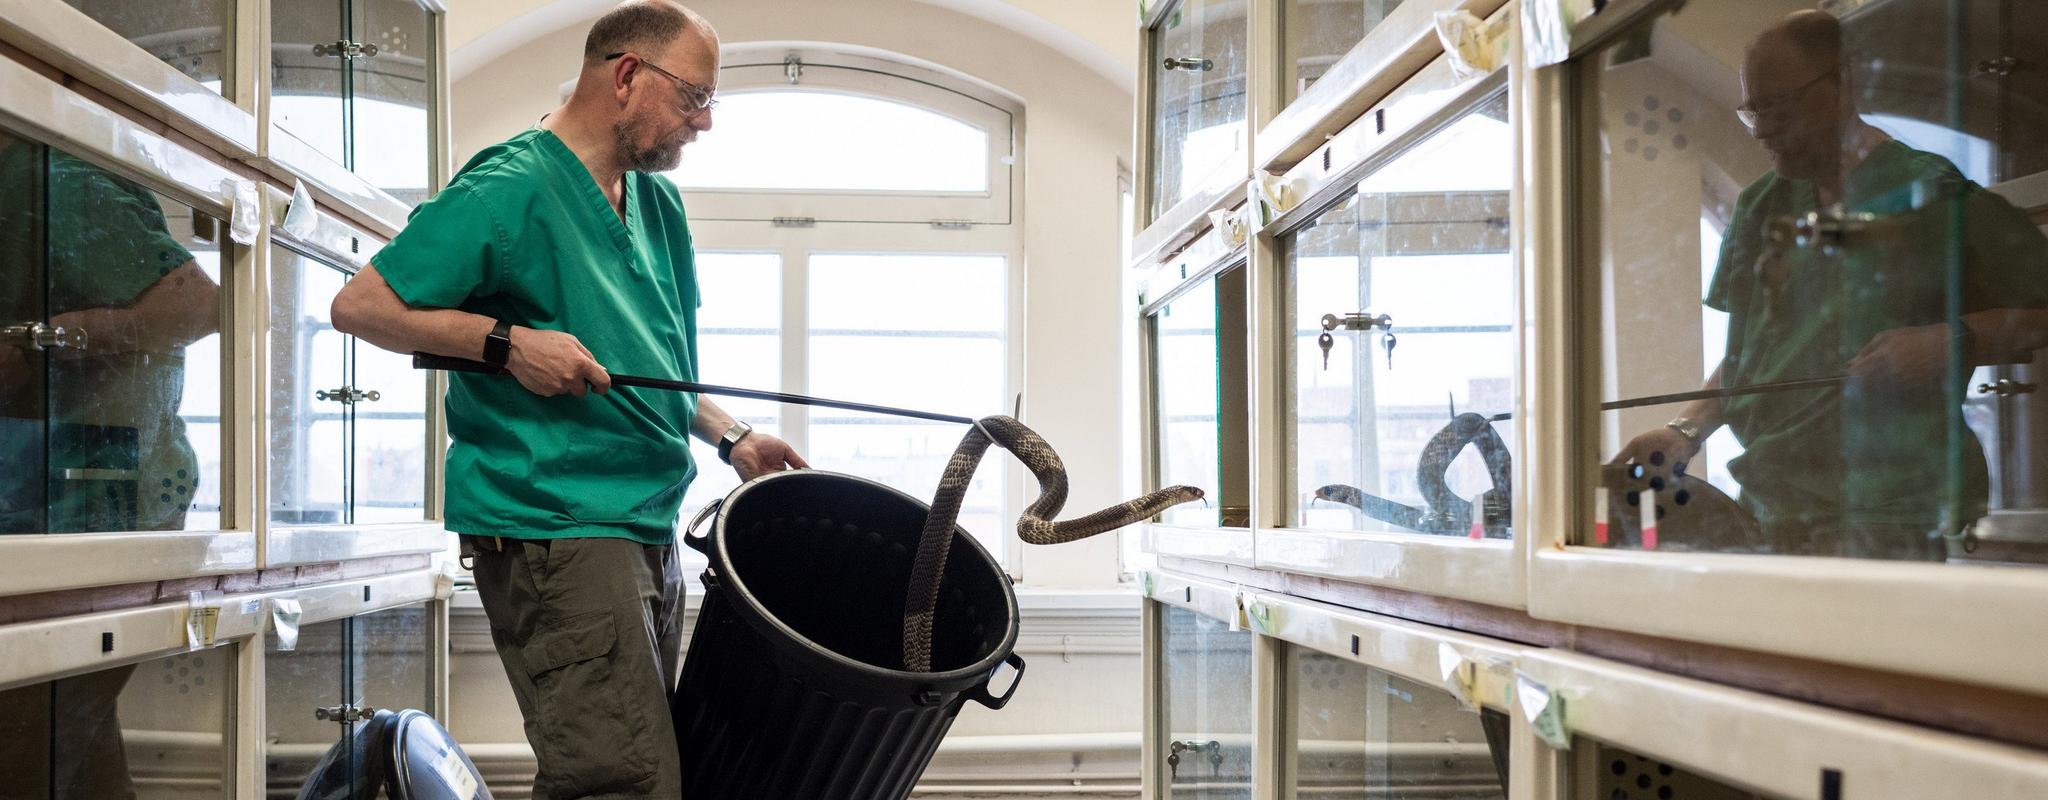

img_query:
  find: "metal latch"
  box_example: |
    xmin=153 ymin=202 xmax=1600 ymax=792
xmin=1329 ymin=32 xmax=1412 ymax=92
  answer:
xmin=772 ymin=216 xmax=818 ymax=228
xmin=1318 ymin=312 xmax=1397 ymax=370
xmin=2 ymin=322 xmax=87 ymax=352
xmin=313 ymin=40 xmax=379 ymax=60
xmin=1977 ymin=378 xmax=2037 ymax=397
xmin=314 ymin=386 xmax=381 ymax=404
xmin=1166 ymin=739 xmax=1223 ymax=777
xmin=1163 ymin=57 xmax=1214 ymax=71
xmin=314 ymin=704 xmax=377 ymax=723
xmin=1973 ymin=56 xmax=2019 ymax=77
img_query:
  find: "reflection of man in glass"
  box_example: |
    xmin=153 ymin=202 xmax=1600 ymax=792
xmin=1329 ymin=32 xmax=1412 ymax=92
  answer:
xmin=1613 ymin=11 xmax=2048 ymax=559
xmin=0 ymin=141 xmax=220 ymax=534
xmin=0 ymin=140 xmax=219 ymax=799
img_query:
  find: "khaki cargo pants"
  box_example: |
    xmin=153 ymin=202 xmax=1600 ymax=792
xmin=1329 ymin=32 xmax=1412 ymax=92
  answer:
xmin=465 ymin=535 xmax=686 ymax=800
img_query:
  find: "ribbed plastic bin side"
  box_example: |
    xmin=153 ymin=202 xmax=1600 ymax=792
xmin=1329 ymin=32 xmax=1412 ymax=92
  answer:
xmin=672 ymin=470 xmax=1025 ymax=800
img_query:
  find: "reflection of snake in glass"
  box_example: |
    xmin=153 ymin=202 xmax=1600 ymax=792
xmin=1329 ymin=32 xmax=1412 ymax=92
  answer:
xmin=1312 ymin=412 xmax=1512 ymax=538
xmin=0 ymin=143 xmax=220 ymax=533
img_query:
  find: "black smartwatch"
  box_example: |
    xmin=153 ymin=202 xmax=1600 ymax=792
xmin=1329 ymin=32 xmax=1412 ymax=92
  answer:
xmin=483 ymin=319 xmax=513 ymax=368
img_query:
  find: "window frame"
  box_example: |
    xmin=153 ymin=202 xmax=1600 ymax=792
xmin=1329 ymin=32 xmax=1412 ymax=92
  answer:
xmin=674 ymin=48 xmax=1019 ymax=226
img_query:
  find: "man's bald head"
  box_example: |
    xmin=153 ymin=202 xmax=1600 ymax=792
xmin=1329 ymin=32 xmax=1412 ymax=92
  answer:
xmin=1744 ymin=9 xmax=1841 ymax=82
xmin=583 ymin=0 xmax=714 ymax=62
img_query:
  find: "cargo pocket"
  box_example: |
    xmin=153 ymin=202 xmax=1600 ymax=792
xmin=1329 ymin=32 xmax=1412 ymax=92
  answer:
xmin=520 ymin=610 xmax=656 ymax=795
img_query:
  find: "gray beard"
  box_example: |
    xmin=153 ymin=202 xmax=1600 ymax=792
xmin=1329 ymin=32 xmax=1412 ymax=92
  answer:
xmin=614 ymin=120 xmax=683 ymax=172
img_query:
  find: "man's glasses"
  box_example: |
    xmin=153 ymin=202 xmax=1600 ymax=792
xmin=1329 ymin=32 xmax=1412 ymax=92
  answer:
xmin=605 ymin=52 xmax=718 ymax=114
xmin=1735 ymin=71 xmax=1831 ymax=129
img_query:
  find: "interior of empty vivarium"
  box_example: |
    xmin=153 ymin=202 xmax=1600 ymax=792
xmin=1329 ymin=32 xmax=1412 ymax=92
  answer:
xmin=2 ymin=0 xmax=2046 ymax=798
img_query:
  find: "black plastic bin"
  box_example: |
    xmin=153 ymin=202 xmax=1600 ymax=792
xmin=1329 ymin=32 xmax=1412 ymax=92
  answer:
xmin=674 ymin=469 xmax=1027 ymax=800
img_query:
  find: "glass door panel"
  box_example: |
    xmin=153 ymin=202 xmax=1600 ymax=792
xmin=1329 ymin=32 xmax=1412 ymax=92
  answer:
xmin=266 ymin=618 xmax=350 ymax=794
xmin=350 ymin=0 xmax=434 ymax=206
xmin=1582 ymin=2 xmax=2048 ymax=563
xmin=1282 ymin=0 xmax=1407 ymax=101
xmin=1577 ymin=740 xmax=1781 ymax=800
xmin=0 ymin=648 xmax=234 ymax=799
xmin=350 ymin=336 xmax=426 ymax=523
xmin=0 ymin=137 xmax=226 ymax=535
xmin=1291 ymin=649 xmax=1508 ymax=798
xmin=1286 ymin=90 xmax=1515 ymax=538
xmin=63 ymin=0 xmax=236 ymax=94
xmin=271 ymin=0 xmax=349 ymax=166
xmin=270 ymin=246 xmax=350 ymax=525
xmin=1153 ymin=277 xmax=1224 ymax=527
xmin=1162 ymin=606 xmax=1253 ymax=799
xmin=1150 ymin=0 xmax=1250 ymax=224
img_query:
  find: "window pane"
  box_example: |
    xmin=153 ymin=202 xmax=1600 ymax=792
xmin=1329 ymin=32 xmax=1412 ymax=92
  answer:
xmin=1291 ymin=650 xmax=1508 ymax=798
xmin=1286 ymin=92 xmax=1515 ymax=539
xmin=0 ymin=647 xmax=233 ymax=796
xmin=671 ymin=92 xmax=990 ymax=193
xmin=680 ymin=252 xmax=782 ymax=536
xmin=267 ymin=618 xmax=347 ymax=791
xmin=63 ymin=0 xmax=235 ymax=94
xmin=1150 ymin=0 xmax=1249 ymax=223
xmin=1283 ymin=0 xmax=1407 ymax=101
xmin=0 ymin=138 xmax=226 ymax=535
xmin=1164 ymin=606 xmax=1253 ymax=798
xmin=1583 ymin=3 xmax=2048 ymax=563
xmin=808 ymin=254 xmax=1006 ymax=554
xmin=270 ymin=246 xmax=349 ymax=526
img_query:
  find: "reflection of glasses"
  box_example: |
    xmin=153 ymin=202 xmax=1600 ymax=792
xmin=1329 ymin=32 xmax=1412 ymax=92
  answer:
xmin=604 ymin=51 xmax=718 ymax=114
xmin=1736 ymin=71 xmax=1831 ymax=129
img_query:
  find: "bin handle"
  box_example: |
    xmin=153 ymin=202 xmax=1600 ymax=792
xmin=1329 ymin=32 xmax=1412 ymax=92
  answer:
xmin=968 ymin=652 xmax=1027 ymax=710
xmin=682 ymin=498 xmax=722 ymax=554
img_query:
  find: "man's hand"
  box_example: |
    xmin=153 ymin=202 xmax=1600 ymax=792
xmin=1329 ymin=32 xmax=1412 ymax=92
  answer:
xmin=727 ymin=433 xmax=808 ymax=482
xmin=1610 ymin=424 xmax=1698 ymax=476
xmin=1847 ymin=323 xmax=1950 ymax=389
xmin=506 ymin=326 xmax=612 ymax=397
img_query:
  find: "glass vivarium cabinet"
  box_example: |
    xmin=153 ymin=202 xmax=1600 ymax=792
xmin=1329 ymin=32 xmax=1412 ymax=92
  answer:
xmin=267 ymin=604 xmax=433 ymax=795
xmin=1150 ymin=263 xmax=1251 ymax=528
xmin=1162 ymin=605 xmax=1254 ymax=799
xmin=272 ymin=0 xmax=435 ymax=204
xmin=1291 ymin=649 xmax=1508 ymax=798
xmin=1149 ymin=0 xmax=1250 ymax=225
xmin=62 ymin=0 xmax=237 ymax=93
xmin=1286 ymin=90 xmax=1516 ymax=539
xmin=1282 ymin=0 xmax=1408 ymax=100
xmin=0 ymin=646 xmax=235 ymax=797
xmin=269 ymin=244 xmax=427 ymax=526
xmin=0 ymin=135 xmax=229 ymax=535
xmin=1583 ymin=1 xmax=2048 ymax=564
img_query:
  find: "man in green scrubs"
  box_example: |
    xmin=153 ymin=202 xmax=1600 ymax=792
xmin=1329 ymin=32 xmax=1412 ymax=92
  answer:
xmin=331 ymin=3 xmax=804 ymax=796
xmin=1612 ymin=11 xmax=2048 ymax=560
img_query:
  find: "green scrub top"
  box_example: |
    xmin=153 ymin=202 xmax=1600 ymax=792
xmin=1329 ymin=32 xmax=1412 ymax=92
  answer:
xmin=1706 ymin=140 xmax=2048 ymax=543
xmin=0 ymin=144 xmax=201 ymax=534
xmin=373 ymin=128 xmax=701 ymax=544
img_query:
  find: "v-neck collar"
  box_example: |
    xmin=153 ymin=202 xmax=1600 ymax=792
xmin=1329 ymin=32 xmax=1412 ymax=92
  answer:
xmin=536 ymin=128 xmax=638 ymax=254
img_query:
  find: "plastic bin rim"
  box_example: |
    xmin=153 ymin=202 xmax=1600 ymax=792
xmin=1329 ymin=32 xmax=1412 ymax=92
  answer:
xmin=703 ymin=468 xmax=1022 ymax=684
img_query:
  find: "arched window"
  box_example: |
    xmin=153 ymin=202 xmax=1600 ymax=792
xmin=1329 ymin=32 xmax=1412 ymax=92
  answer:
xmin=673 ymin=48 xmax=1024 ymax=569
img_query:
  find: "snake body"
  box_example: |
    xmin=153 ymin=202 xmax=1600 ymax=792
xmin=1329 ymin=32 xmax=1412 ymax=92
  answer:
xmin=901 ymin=415 xmax=1204 ymax=672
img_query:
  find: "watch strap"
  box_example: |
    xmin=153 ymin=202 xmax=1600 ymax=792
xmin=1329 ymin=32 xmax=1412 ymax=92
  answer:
xmin=718 ymin=420 xmax=754 ymax=465
xmin=482 ymin=319 xmax=513 ymax=367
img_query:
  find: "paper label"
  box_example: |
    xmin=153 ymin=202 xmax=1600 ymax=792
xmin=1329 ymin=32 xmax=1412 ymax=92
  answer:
xmin=1438 ymin=642 xmax=1477 ymax=710
xmin=1245 ymin=601 xmax=1277 ymax=635
xmin=185 ymin=590 xmax=223 ymax=649
xmin=1517 ymin=673 xmax=1571 ymax=750
xmin=226 ymin=179 xmax=260 ymax=245
xmin=434 ymin=746 xmax=480 ymax=798
xmin=281 ymin=179 xmax=319 ymax=241
xmin=240 ymin=598 xmax=262 ymax=616
xmin=271 ymin=597 xmax=303 ymax=652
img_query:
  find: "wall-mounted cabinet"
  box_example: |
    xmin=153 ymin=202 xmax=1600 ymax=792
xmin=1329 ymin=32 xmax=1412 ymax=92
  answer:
xmin=271 ymin=0 xmax=435 ymax=208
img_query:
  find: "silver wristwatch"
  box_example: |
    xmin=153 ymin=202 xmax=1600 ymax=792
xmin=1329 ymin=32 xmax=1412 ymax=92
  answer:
xmin=716 ymin=420 xmax=754 ymax=465
xmin=1665 ymin=416 xmax=1703 ymax=447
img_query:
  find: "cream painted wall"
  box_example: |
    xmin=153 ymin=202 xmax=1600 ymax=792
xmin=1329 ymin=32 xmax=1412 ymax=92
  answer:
xmin=449 ymin=0 xmax=1139 ymax=588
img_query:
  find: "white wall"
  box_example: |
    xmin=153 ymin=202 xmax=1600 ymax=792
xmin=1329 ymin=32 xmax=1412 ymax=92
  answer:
xmin=449 ymin=0 xmax=1139 ymax=588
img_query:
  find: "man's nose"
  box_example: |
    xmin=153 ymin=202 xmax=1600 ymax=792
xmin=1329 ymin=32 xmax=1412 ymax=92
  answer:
xmin=692 ymin=108 xmax=714 ymax=132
